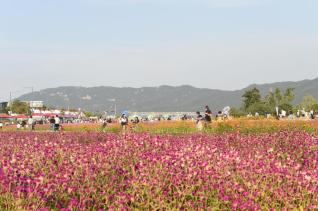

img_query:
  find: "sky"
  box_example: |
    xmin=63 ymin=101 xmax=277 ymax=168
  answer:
xmin=0 ymin=0 xmax=318 ymax=101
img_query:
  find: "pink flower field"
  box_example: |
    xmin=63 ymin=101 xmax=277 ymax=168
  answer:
xmin=1 ymin=131 xmax=318 ymax=210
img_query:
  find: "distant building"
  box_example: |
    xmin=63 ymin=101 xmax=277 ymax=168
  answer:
xmin=30 ymin=101 xmax=44 ymax=108
xmin=22 ymin=101 xmax=44 ymax=108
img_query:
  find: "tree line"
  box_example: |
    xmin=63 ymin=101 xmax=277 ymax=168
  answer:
xmin=231 ymin=87 xmax=318 ymax=117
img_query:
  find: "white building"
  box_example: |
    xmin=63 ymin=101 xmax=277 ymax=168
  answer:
xmin=23 ymin=101 xmax=44 ymax=108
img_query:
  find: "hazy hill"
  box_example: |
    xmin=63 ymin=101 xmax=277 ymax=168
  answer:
xmin=18 ymin=78 xmax=318 ymax=112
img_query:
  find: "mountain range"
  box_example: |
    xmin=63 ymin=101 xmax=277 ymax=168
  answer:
xmin=18 ymin=78 xmax=318 ymax=112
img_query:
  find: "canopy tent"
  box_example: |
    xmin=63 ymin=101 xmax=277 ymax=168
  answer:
xmin=63 ymin=114 xmax=77 ymax=118
xmin=32 ymin=113 xmax=55 ymax=117
xmin=13 ymin=115 xmax=29 ymax=119
xmin=0 ymin=114 xmax=12 ymax=118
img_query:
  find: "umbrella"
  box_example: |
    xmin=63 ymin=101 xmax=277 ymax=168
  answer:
xmin=222 ymin=106 xmax=231 ymax=115
xmin=121 ymin=110 xmax=129 ymax=116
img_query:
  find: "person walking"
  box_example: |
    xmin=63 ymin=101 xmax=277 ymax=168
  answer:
xmin=54 ymin=115 xmax=60 ymax=131
xmin=204 ymin=106 xmax=212 ymax=129
xmin=195 ymin=111 xmax=203 ymax=131
xmin=120 ymin=114 xmax=128 ymax=131
xmin=28 ymin=116 xmax=35 ymax=131
xmin=101 ymin=118 xmax=107 ymax=132
xmin=21 ymin=120 xmax=27 ymax=129
xmin=205 ymin=106 xmax=212 ymax=122
xmin=49 ymin=116 xmax=55 ymax=131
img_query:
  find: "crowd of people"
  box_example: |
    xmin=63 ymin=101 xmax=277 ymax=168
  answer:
xmin=0 ymin=105 xmax=250 ymax=132
xmin=98 ymin=106 xmax=216 ymax=132
xmin=14 ymin=115 xmax=62 ymax=131
xmin=15 ymin=116 xmax=35 ymax=131
xmin=195 ymin=106 xmax=213 ymax=131
xmin=247 ymin=108 xmax=317 ymax=120
xmin=49 ymin=115 xmax=62 ymax=131
xmin=100 ymin=114 xmax=140 ymax=132
xmin=1 ymin=104 xmax=318 ymax=132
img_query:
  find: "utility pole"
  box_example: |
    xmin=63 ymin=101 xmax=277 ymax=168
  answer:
xmin=114 ymin=102 xmax=117 ymax=117
xmin=9 ymin=91 xmax=12 ymax=113
xmin=109 ymin=99 xmax=117 ymax=117
xmin=9 ymin=90 xmax=20 ymax=114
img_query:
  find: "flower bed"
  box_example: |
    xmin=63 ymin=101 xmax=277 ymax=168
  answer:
xmin=1 ymin=132 xmax=318 ymax=210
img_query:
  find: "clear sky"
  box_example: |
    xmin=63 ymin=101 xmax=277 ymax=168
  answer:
xmin=1 ymin=0 xmax=317 ymax=101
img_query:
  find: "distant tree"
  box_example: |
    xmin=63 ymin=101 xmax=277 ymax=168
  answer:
xmin=10 ymin=100 xmax=30 ymax=114
xmin=312 ymin=104 xmax=318 ymax=112
xmin=280 ymin=88 xmax=295 ymax=113
xmin=246 ymin=101 xmax=271 ymax=115
xmin=236 ymin=87 xmax=295 ymax=117
xmin=264 ymin=88 xmax=295 ymax=114
xmin=264 ymin=92 xmax=276 ymax=114
xmin=230 ymin=107 xmax=246 ymax=117
xmin=279 ymin=103 xmax=294 ymax=113
xmin=83 ymin=111 xmax=94 ymax=118
xmin=274 ymin=88 xmax=283 ymax=105
xmin=299 ymin=95 xmax=318 ymax=111
xmin=0 ymin=106 xmax=8 ymax=114
xmin=265 ymin=91 xmax=276 ymax=107
xmin=283 ymin=88 xmax=295 ymax=103
xmin=242 ymin=87 xmax=261 ymax=110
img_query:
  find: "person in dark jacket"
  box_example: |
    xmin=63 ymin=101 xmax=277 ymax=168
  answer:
xmin=205 ymin=105 xmax=212 ymax=123
xmin=120 ymin=114 xmax=129 ymax=131
xmin=49 ymin=116 xmax=55 ymax=131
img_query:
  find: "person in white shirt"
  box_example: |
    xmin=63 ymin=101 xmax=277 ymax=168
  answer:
xmin=54 ymin=115 xmax=60 ymax=131
xmin=195 ymin=111 xmax=203 ymax=131
xmin=16 ymin=122 xmax=21 ymax=130
xmin=281 ymin=110 xmax=287 ymax=118
xmin=28 ymin=116 xmax=35 ymax=131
